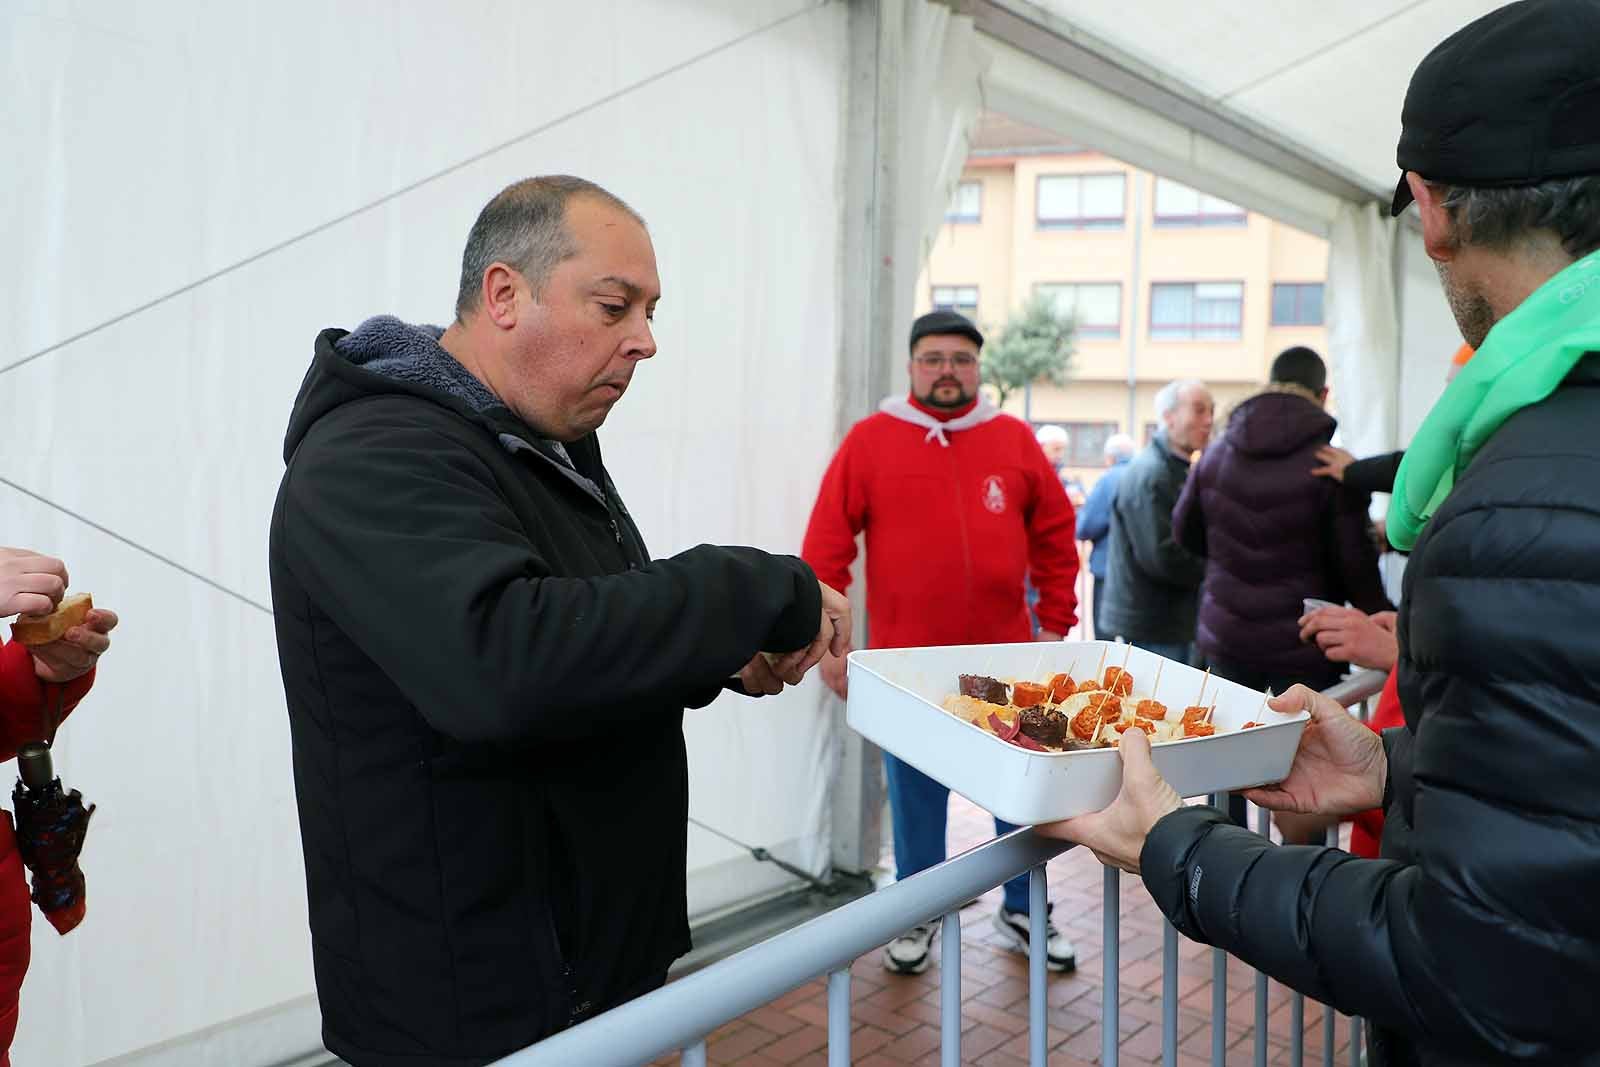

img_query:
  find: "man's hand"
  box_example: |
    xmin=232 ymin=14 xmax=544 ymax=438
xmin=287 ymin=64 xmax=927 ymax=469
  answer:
xmin=819 ymin=649 xmax=849 ymax=700
xmin=766 ymin=582 xmax=852 ymax=686
xmin=0 ymin=548 xmax=68 ymax=619
xmin=1036 ymin=729 xmax=1182 ymax=875
xmin=31 ymin=607 xmax=119 ymax=684
xmin=1034 ymin=629 xmax=1063 ymax=643
xmin=1242 ymin=685 xmax=1385 ymax=817
xmin=737 ymin=654 xmax=787 ymax=696
xmin=1298 ymin=607 xmax=1398 ymax=671
xmin=1311 ymin=445 xmax=1355 ymax=482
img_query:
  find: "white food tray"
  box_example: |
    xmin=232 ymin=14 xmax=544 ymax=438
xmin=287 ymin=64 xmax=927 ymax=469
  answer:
xmin=846 ymin=640 xmax=1309 ymax=824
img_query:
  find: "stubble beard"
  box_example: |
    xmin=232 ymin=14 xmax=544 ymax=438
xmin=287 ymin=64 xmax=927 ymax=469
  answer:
xmin=1436 ymin=260 xmax=1495 ymax=350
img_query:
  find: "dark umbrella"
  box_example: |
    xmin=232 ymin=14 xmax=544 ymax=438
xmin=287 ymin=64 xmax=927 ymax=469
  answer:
xmin=11 ymin=688 xmax=93 ymax=935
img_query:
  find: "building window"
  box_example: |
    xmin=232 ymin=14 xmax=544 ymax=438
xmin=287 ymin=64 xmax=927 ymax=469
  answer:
xmin=1272 ymin=283 xmax=1325 ymax=326
xmin=1150 ymin=282 xmax=1244 ymax=340
xmin=1034 ymin=282 xmax=1122 ymax=340
xmin=1153 ymin=179 xmax=1247 ymax=226
xmin=931 ymin=285 xmax=979 ymax=319
xmin=1036 ymin=173 xmax=1126 ymax=230
xmin=945 ymin=181 xmax=982 ymax=223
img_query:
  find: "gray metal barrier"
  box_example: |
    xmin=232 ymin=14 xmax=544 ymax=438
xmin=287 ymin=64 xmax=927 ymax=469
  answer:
xmin=496 ymin=669 xmax=1387 ymax=1067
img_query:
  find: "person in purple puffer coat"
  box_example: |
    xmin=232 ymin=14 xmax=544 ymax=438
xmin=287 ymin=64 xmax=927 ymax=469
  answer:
xmin=1173 ymin=346 xmax=1391 ymax=695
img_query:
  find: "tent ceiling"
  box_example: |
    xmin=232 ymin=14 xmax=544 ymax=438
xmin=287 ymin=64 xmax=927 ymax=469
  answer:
xmin=1021 ymin=0 xmax=1508 ymax=195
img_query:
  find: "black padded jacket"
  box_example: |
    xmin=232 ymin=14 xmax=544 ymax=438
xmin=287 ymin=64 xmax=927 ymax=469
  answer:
xmin=1139 ymin=356 xmax=1600 ymax=1066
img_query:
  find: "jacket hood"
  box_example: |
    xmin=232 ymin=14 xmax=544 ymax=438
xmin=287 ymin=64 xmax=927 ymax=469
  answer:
xmin=1222 ymin=384 xmax=1336 ymax=459
xmin=878 ymin=394 xmax=1001 ymax=447
xmin=284 ymin=317 xmax=511 ymax=461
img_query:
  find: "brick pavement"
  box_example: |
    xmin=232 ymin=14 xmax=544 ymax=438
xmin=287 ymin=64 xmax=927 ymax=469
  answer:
xmin=651 ymin=793 xmax=1359 ymax=1066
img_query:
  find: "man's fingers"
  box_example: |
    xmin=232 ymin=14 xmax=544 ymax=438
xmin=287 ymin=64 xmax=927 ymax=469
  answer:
xmin=7 ymin=592 xmax=57 ymax=618
xmin=1267 ymin=684 xmax=1317 ymax=715
xmin=828 ymin=617 xmax=851 ymax=658
xmin=83 ymin=608 xmax=119 ymax=634
xmin=1117 ymin=724 xmax=1156 ymax=778
xmin=741 ymin=657 xmax=785 ymax=696
xmin=1240 ymin=785 xmax=1294 ymax=810
xmin=63 ymin=627 xmax=111 ymax=656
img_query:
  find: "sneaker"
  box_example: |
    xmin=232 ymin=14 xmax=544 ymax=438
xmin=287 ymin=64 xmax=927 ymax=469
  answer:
xmin=882 ymin=921 xmax=937 ymax=975
xmin=993 ymin=905 xmax=1076 ymax=972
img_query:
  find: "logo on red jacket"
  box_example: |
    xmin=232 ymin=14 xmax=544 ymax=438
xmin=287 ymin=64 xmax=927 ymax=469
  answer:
xmin=981 ymin=475 xmax=1007 ymax=514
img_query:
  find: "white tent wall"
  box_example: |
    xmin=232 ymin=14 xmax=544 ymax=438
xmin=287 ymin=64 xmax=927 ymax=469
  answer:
xmin=1326 ymin=202 xmax=1400 ymax=461
xmin=2 ymin=1 xmax=853 ymax=1063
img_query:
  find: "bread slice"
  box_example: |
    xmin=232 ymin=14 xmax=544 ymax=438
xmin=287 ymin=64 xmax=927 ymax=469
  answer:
xmin=11 ymin=592 xmax=93 ymax=647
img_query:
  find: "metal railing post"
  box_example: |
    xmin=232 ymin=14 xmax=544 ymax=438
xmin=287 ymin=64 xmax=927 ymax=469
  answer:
xmin=828 ymin=968 xmax=851 ymax=1067
xmin=1351 ymin=1016 xmax=1364 ymax=1067
xmin=1212 ymin=793 xmax=1228 ymax=1066
xmin=941 ymin=910 xmax=961 ymax=1067
xmin=1324 ymin=823 xmax=1338 ymax=1067
xmin=1104 ymin=866 xmax=1120 ymax=1066
xmin=1291 ymin=994 xmax=1305 ymax=1067
xmin=1254 ymin=804 xmax=1270 ymax=1067
xmin=1030 ymin=864 xmax=1047 ymax=1066
xmin=1163 ymin=922 xmax=1178 ymax=1067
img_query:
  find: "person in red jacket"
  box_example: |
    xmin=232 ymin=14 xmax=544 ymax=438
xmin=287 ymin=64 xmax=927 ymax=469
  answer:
xmin=0 ymin=548 xmax=117 ymax=1066
xmin=802 ymin=309 xmax=1081 ymax=975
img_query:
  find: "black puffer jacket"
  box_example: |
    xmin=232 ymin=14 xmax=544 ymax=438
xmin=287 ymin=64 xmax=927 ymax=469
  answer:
xmin=1174 ymin=389 xmax=1391 ymax=683
xmin=1140 ymin=357 xmax=1600 ymax=1066
xmin=1097 ymin=434 xmax=1205 ymax=645
xmin=269 ymin=321 xmax=821 ymax=1067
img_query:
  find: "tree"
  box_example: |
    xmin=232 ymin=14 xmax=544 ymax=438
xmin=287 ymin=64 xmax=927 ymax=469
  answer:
xmin=980 ymin=294 xmax=1076 ymax=409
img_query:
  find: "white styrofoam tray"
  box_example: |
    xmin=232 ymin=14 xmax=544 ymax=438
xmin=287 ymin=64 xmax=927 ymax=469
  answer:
xmin=846 ymin=640 xmax=1309 ymax=825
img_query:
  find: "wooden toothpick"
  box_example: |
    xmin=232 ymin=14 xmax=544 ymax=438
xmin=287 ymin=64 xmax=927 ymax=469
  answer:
xmin=1095 ymin=645 xmax=1109 ymax=684
xmin=1151 ymin=658 xmax=1165 ymax=700
xmin=1194 ymin=667 xmax=1212 ymax=708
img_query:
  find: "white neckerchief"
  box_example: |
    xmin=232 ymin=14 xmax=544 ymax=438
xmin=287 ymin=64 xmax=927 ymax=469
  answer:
xmin=878 ymin=395 xmax=1002 ymax=447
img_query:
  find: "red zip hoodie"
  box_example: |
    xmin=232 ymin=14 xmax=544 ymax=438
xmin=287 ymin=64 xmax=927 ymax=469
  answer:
xmin=0 ymin=640 xmax=93 ymax=1065
xmin=802 ymin=394 xmax=1079 ymax=649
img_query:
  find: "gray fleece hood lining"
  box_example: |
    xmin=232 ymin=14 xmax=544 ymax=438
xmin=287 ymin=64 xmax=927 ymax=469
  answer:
xmin=333 ymin=316 xmax=595 ymax=493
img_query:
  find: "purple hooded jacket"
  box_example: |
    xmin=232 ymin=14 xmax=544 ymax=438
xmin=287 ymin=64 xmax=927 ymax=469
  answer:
xmin=1172 ymin=387 xmax=1392 ymax=681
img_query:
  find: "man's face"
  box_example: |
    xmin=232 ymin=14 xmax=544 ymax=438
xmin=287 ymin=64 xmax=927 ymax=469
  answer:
xmin=1164 ymin=386 xmax=1215 ymax=454
xmin=1040 ymin=440 xmax=1067 ymax=466
xmin=909 ymin=334 xmax=981 ymax=409
xmin=498 ymin=197 xmax=661 ymax=441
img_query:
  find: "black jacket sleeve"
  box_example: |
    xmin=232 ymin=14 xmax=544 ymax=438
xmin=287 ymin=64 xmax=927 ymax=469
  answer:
xmin=277 ymin=416 xmax=820 ymax=745
xmin=1343 ymin=450 xmax=1403 ymax=495
xmin=1328 ymin=486 xmax=1393 ymax=614
xmin=1141 ymin=486 xmax=1600 ymax=1061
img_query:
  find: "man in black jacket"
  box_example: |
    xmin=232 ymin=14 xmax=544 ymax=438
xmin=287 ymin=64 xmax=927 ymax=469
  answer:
xmin=1097 ymin=379 xmax=1213 ymax=663
xmin=269 ymin=176 xmax=849 ymax=1067
xmin=1042 ymin=3 xmax=1600 ymax=1064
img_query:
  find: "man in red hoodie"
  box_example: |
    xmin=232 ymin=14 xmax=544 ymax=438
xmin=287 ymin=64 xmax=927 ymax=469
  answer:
xmin=802 ymin=310 xmax=1081 ymax=975
xmin=0 ymin=547 xmax=117 ymax=1066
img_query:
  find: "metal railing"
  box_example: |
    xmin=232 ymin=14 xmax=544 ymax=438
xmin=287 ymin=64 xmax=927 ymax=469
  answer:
xmin=497 ymin=668 xmax=1388 ymax=1067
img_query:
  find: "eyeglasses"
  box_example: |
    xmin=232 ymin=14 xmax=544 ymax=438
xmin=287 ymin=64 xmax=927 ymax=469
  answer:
xmin=913 ymin=353 xmax=979 ymax=370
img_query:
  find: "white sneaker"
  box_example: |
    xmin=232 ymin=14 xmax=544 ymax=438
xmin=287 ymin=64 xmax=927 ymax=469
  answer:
xmin=993 ymin=906 xmax=1076 ymax=972
xmin=882 ymin=921 xmax=937 ymax=975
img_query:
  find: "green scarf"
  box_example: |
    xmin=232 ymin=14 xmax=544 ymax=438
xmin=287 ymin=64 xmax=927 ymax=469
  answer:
xmin=1389 ymin=251 xmax=1600 ymax=551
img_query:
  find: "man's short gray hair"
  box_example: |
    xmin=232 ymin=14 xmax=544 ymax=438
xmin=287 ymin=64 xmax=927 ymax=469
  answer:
xmin=455 ymin=175 xmax=645 ymax=319
xmin=1439 ymin=176 xmax=1600 ymax=259
xmin=1104 ymin=432 xmax=1135 ymax=461
xmin=1154 ymin=379 xmax=1206 ymax=420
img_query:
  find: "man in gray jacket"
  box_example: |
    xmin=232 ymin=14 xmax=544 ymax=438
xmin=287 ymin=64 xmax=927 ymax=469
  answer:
xmin=1097 ymin=379 xmax=1213 ymax=663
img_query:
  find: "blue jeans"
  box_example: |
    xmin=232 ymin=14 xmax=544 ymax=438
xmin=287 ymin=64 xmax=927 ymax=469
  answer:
xmin=883 ymin=753 xmax=1034 ymax=914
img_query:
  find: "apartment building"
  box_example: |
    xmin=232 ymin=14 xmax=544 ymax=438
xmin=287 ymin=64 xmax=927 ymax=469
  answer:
xmin=917 ymin=114 xmax=1330 ymax=486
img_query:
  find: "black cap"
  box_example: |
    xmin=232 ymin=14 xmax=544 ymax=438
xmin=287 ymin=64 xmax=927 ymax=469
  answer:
xmin=1391 ymin=0 xmax=1600 ymax=216
xmin=909 ymin=309 xmax=983 ymax=354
